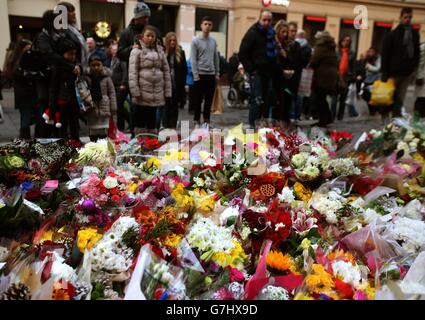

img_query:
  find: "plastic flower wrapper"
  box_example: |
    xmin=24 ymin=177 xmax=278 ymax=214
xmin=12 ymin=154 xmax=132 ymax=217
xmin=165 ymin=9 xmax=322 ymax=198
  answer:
xmin=75 ymin=139 xmax=115 ymax=169
xmin=125 ymin=244 xmax=185 ymax=300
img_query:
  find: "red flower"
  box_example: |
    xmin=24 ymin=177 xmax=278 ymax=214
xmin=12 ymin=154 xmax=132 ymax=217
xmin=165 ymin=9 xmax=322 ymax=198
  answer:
xmin=334 ymin=278 xmax=354 ymax=299
xmin=351 ymin=175 xmax=383 ymax=196
xmin=25 ymin=188 xmax=42 ymax=201
xmin=330 ymin=131 xmax=353 ymax=144
xmin=111 ymin=195 xmax=121 ymax=202
xmin=265 ymin=201 xmax=292 ymax=245
xmin=110 ymin=188 xmax=119 ymax=195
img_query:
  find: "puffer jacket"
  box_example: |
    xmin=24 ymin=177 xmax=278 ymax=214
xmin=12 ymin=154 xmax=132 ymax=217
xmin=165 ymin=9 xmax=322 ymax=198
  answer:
xmin=83 ymin=68 xmax=117 ymax=118
xmin=128 ymin=43 xmax=172 ymax=107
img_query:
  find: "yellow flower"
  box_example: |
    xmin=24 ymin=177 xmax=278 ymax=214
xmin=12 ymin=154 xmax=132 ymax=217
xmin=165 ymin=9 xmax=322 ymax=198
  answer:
xmin=212 ymin=241 xmax=247 ymax=270
xmin=128 ymin=183 xmax=139 ymax=193
xmin=164 ymin=234 xmax=183 ymax=248
xmin=294 ymin=292 xmax=314 ymax=300
xmin=299 ymin=238 xmax=311 ymax=250
xmin=164 ymin=150 xmax=189 ymax=161
xmin=39 ymin=230 xmax=54 ymax=243
xmin=77 ymin=228 xmax=103 ymax=253
xmin=198 ymin=195 xmax=217 ymax=213
xmin=294 ymin=182 xmax=312 ymax=202
xmin=171 ymin=183 xmax=194 ymax=211
xmin=146 ymin=157 xmax=161 ymax=169
xmin=266 ymin=251 xmax=299 ymax=274
xmin=305 ymin=264 xmax=335 ymax=294
xmin=365 ymin=284 xmax=375 ymax=300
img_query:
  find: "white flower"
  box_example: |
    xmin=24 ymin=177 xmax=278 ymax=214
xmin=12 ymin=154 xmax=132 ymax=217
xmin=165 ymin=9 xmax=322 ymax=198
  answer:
xmin=404 ymin=131 xmax=414 ymax=142
xmin=311 ymin=191 xmax=345 ymax=224
xmin=362 ymin=208 xmax=380 ymax=224
xmin=332 ymin=260 xmax=363 ymax=289
xmin=220 ymin=206 xmax=240 ymax=226
xmin=278 ymin=187 xmax=295 ymax=204
xmin=103 ymin=176 xmax=119 ymax=189
xmin=193 ymin=177 xmax=205 ymax=187
xmin=325 ymin=158 xmax=361 ymax=176
xmin=258 ymin=285 xmax=289 ymax=300
xmin=387 ymin=217 xmax=425 ymax=254
xmin=51 ymin=253 xmax=78 ymax=284
xmin=292 ymin=153 xmax=308 ymax=168
xmin=312 ymin=145 xmax=329 ymax=160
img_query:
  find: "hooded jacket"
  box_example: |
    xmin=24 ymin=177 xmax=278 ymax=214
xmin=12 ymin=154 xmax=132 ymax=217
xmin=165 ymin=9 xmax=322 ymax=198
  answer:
xmin=128 ymin=42 xmax=172 ymax=107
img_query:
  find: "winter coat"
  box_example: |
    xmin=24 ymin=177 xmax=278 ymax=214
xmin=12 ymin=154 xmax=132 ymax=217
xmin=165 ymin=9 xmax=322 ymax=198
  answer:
xmin=128 ymin=43 xmax=172 ymax=107
xmin=110 ymin=57 xmax=128 ymax=88
xmin=239 ymin=23 xmax=278 ymax=76
xmin=415 ymin=43 xmax=425 ymax=98
xmin=167 ymin=48 xmax=187 ymax=103
xmin=13 ymin=65 xmax=37 ymax=109
xmin=186 ymin=59 xmax=194 ymax=86
xmin=381 ymin=24 xmax=420 ymax=78
xmin=83 ymin=68 xmax=117 ymax=118
xmin=364 ymin=56 xmax=381 ymax=84
xmin=310 ymin=35 xmax=339 ymax=94
xmin=49 ymin=63 xmax=78 ymax=108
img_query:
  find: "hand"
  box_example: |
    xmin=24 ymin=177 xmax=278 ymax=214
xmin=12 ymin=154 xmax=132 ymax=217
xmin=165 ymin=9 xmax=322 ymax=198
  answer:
xmin=133 ymin=43 xmax=141 ymax=49
xmin=416 ymin=79 xmax=424 ymax=86
xmin=119 ymin=85 xmax=126 ymax=91
xmin=73 ymin=66 xmax=81 ymax=76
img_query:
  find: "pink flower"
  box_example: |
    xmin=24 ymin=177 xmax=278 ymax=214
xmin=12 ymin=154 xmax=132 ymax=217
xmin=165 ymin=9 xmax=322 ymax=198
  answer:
xmin=292 ymin=209 xmax=318 ymax=235
xmin=354 ymin=290 xmax=367 ymax=300
xmin=229 ymin=267 xmax=245 ymax=283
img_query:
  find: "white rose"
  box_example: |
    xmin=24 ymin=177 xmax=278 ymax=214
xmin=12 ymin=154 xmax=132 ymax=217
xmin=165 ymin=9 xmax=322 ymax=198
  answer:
xmin=103 ymin=176 xmax=118 ymax=189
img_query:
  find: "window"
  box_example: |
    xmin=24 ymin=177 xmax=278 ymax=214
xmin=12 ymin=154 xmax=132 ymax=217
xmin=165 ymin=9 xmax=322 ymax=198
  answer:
xmin=195 ymin=8 xmax=228 ymax=57
xmin=372 ymin=22 xmax=392 ymax=53
xmin=146 ymin=3 xmax=178 ymax=36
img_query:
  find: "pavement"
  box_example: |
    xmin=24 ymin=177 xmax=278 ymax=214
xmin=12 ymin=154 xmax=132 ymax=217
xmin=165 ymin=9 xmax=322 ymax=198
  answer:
xmin=0 ymin=86 xmax=416 ymax=143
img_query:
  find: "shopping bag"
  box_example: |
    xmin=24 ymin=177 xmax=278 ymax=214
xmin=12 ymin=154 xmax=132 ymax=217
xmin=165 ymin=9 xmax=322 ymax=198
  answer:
xmin=108 ymin=116 xmax=130 ymax=143
xmin=75 ymin=77 xmax=94 ymax=113
xmin=212 ymin=85 xmax=224 ymax=115
xmin=369 ymin=79 xmax=396 ymax=107
xmin=298 ymin=68 xmax=314 ymax=97
xmin=345 ymin=83 xmax=357 ymax=106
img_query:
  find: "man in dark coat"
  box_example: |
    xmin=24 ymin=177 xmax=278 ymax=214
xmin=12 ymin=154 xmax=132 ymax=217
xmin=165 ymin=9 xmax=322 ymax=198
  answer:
xmin=381 ymin=7 xmax=420 ymax=117
xmin=239 ymin=9 xmax=278 ymax=128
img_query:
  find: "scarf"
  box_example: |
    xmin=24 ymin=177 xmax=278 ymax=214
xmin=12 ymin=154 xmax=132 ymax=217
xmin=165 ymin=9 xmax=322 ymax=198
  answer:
xmin=403 ymin=25 xmax=414 ymax=60
xmin=68 ymin=24 xmax=89 ymax=67
xmin=90 ymin=73 xmax=105 ymax=103
xmin=339 ymin=48 xmax=349 ymax=77
xmin=257 ymin=23 xmax=277 ymax=59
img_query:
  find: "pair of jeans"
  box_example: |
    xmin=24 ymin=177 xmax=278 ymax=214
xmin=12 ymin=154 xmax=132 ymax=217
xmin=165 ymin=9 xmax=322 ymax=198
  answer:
xmin=248 ymin=73 xmax=274 ymax=127
xmin=116 ymin=87 xmax=130 ymax=131
xmin=193 ymin=75 xmax=216 ymax=123
xmin=313 ymin=88 xmax=333 ymax=125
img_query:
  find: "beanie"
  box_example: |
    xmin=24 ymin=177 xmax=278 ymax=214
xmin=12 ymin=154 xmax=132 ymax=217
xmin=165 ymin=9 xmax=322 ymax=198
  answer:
xmin=57 ymin=37 xmax=76 ymax=55
xmin=134 ymin=0 xmax=151 ymax=19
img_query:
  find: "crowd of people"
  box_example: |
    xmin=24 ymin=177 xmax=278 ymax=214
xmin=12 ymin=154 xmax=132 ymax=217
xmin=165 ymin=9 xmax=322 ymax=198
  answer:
xmin=0 ymin=2 xmax=424 ymax=141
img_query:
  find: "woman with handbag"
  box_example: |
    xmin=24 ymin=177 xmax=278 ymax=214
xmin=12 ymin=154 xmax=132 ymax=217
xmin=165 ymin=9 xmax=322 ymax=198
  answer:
xmin=163 ymin=32 xmax=187 ymax=129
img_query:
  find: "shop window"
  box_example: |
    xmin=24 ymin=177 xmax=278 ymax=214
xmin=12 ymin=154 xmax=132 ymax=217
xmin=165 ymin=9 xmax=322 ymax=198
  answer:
xmin=195 ymin=8 xmax=228 ymax=57
xmin=9 ymin=15 xmax=43 ymax=43
xmin=340 ymin=20 xmax=360 ymax=56
xmin=372 ymin=22 xmax=392 ymax=53
xmin=81 ymin=0 xmax=125 ymax=43
xmin=146 ymin=3 xmax=178 ymax=36
xmin=303 ymin=16 xmax=326 ymax=46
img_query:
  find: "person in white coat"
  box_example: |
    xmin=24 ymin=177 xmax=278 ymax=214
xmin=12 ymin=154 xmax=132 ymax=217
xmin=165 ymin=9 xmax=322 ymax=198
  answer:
xmin=414 ymin=42 xmax=425 ymax=118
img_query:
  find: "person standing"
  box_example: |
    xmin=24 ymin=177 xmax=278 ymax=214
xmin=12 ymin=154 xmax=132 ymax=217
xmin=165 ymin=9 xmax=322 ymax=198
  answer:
xmin=84 ymin=55 xmax=117 ymax=142
xmin=381 ymin=7 xmax=420 ymax=118
xmin=57 ymin=2 xmax=89 ymax=68
xmin=164 ymin=32 xmax=187 ymax=129
xmin=295 ymin=29 xmax=312 ymax=120
xmin=310 ymin=31 xmax=338 ymax=127
xmin=414 ymin=42 xmax=425 ymax=119
xmin=10 ymin=40 xmax=41 ymax=139
xmin=332 ymin=35 xmax=359 ymax=120
xmin=190 ymin=16 xmax=220 ymax=128
xmin=128 ymin=25 xmax=172 ymax=134
xmin=110 ymin=43 xmax=130 ymax=132
xmin=239 ymin=9 xmax=278 ymax=129
xmin=87 ymin=37 xmax=108 ymax=66
xmin=186 ymin=58 xmax=195 ymax=114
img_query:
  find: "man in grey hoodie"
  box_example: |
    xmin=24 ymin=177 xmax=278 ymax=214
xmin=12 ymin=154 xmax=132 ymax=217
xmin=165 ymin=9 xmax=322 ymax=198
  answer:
xmin=190 ymin=16 xmax=220 ymax=127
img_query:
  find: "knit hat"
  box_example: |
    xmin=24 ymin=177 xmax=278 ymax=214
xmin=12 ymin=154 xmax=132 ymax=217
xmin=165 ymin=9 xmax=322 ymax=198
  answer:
xmin=89 ymin=54 xmax=103 ymax=64
xmin=134 ymin=0 xmax=151 ymax=19
xmin=57 ymin=37 xmax=76 ymax=55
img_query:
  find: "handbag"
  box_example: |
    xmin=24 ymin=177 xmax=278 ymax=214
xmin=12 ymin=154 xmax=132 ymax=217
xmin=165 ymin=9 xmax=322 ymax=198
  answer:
xmin=75 ymin=77 xmax=94 ymax=113
xmin=369 ymin=79 xmax=396 ymax=107
xmin=212 ymin=85 xmax=225 ymax=115
xmin=298 ymin=67 xmax=314 ymax=97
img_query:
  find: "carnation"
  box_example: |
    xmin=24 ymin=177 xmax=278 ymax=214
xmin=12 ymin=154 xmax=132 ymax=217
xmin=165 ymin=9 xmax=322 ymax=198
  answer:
xmin=387 ymin=217 xmax=425 ymax=254
xmin=278 ymin=187 xmax=295 ymax=204
xmin=103 ymin=176 xmax=119 ymax=189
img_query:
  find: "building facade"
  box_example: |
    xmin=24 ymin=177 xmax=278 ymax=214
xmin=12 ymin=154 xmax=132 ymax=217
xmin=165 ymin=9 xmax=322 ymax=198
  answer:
xmin=2 ymin=0 xmax=425 ymax=68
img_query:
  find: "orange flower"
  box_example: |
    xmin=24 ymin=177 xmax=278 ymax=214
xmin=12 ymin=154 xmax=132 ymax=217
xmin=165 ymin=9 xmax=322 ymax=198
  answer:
xmin=327 ymin=249 xmax=356 ymax=264
xmin=266 ymin=251 xmax=298 ymax=274
xmin=52 ymin=288 xmax=70 ymax=300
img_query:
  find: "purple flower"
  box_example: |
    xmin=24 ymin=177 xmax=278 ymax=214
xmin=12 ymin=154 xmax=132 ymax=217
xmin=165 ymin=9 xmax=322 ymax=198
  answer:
xmin=292 ymin=209 xmax=317 ymax=235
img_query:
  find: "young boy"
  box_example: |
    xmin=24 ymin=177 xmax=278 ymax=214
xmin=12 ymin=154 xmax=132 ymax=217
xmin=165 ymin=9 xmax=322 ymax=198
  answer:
xmin=85 ymin=55 xmax=117 ymax=141
xmin=49 ymin=37 xmax=81 ymax=141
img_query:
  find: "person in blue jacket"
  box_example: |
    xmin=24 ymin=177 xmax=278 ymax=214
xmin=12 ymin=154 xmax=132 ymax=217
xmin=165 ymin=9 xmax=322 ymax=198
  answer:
xmin=186 ymin=58 xmax=195 ymax=114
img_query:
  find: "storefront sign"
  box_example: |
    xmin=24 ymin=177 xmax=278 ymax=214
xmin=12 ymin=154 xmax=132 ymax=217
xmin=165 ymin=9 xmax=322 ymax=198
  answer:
xmin=262 ymin=0 xmax=290 ymax=7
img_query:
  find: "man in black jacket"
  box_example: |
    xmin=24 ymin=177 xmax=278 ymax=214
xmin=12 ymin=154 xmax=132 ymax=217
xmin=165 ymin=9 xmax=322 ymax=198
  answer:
xmin=381 ymin=7 xmax=420 ymax=117
xmin=239 ymin=9 xmax=278 ymax=128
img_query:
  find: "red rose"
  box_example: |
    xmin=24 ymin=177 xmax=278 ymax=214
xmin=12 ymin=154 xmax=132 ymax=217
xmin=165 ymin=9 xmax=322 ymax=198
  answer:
xmin=111 ymin=195 xmax=121 ymax=202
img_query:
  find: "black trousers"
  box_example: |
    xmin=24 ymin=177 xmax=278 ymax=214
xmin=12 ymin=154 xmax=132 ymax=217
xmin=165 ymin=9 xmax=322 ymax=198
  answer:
xmin=313 ymin=88 xmax=333 ymax=125
xmin=133 ymin=105 xmax=158 ymax=130
xmin=58 ymin=101 xmax=80 ymax=140
xmin=193 ymin=75 xmax=216 ymax=123
xmin=116 ymin=87 xmax=130 ymax=131
xmin=164 ymin=96 xmax=179 ymax=129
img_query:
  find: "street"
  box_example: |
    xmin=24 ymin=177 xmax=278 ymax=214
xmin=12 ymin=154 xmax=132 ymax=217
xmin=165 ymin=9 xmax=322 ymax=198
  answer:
xmin=0 ymin=86 xmax=417 ymax=143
